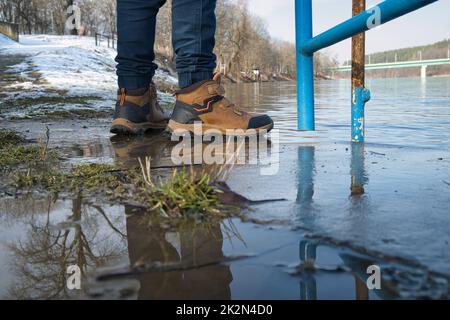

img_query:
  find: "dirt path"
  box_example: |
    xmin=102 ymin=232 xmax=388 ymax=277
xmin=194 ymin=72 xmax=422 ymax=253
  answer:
xmin=0 ymin=53 xmax=27 ymax=100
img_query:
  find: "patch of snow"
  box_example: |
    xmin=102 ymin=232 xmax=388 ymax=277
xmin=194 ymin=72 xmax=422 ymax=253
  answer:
xmin=0 ymin=34 xmax=18 ymax=46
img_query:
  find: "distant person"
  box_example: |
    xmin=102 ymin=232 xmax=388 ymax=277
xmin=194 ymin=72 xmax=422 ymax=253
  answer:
xmin=111 ymin=0 xmax=273 ymax=135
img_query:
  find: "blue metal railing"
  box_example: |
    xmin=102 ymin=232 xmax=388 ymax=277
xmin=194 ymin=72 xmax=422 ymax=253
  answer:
xmin=295 ymin=0 xmax=439 ymax=141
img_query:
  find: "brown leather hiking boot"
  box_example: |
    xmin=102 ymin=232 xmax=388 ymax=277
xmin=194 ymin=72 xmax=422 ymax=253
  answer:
xmin=168 ymin=74 xmax=273 ymax=135
xmin=110 ymin=84 xmax=171 ymax=135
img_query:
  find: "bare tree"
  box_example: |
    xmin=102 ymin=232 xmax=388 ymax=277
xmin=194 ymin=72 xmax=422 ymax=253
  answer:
xmin=1 ymin=0 xmax=337 ymax=80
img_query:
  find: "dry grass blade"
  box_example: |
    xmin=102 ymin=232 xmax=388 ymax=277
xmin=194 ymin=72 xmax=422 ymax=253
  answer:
xmin=213 ymin=138 xmax=245 ymax=182
xmin=138 ymin=156 xmax=155 ymax=188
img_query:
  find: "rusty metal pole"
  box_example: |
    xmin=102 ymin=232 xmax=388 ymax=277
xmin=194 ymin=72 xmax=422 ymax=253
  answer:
xmin=350 ymin=0 xmax=369 ymax=195
xmin=351 ymin=0 xmax=370 ymax=143
xmin=354 ymin=274 xmax=369 ymax=300
xmin=351 ymin=0 xmax=365 ymax=90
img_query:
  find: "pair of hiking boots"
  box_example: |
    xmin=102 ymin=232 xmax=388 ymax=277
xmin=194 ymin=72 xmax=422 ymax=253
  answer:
xmin=110 ymin=74 xmax=274 ymax=135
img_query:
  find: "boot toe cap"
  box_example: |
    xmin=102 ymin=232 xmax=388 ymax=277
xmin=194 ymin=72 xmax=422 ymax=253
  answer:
xmin=248 ymin=114 xmax=273 ymax=130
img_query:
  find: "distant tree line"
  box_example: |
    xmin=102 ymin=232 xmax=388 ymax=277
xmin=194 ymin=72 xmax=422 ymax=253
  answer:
xmin=0 ymin=0 xmax=338 ymax=81
xmin=341 ymin=39 xmax=450 ymax=78
xmin=366 ymin=39 xmax=450 ymax=63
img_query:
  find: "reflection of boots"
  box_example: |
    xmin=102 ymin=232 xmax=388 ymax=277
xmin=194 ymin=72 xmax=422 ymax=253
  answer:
xmin=125 ymin=205 xmax=232 ymax=300
xmin=168 ymin=74 xmax=273 ymax=135
xmin=109 ymin=133 xmax=175 ymax=168
xmin=111 ymin=84 xmax=171 ymax=135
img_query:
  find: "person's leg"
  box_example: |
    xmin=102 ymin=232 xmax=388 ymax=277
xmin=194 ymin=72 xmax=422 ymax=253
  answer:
xmin=169 ymin=0 xmax=274 ymax=135
xmin=172 ymin=0 xmax=217 ymax=88
xmin=116 ymin=0 xmax=167 ymax=89
xmin=112 ymin=0 xmax=171 ymax=135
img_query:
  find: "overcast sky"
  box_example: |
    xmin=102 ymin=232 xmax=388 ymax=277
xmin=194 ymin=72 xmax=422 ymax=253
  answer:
xmin=246 ymin=0 xmax=450 ymax=62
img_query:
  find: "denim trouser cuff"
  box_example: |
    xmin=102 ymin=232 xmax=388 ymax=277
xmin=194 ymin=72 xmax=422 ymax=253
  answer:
xmin=118 ymin=75 xmax=153 ymax=90
xmin=178 ymin=71 xmax=213 ymax=89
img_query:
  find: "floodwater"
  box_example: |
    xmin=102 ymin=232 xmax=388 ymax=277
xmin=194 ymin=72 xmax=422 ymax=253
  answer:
xmin=0 ymin=76 xmax=449 ymax=299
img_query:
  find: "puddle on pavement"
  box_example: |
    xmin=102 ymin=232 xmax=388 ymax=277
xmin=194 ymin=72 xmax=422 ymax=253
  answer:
xmin=1 ymin=191 xmax=447 ymax=300
xmin=0 ymin=78 xmax=449 ymax=299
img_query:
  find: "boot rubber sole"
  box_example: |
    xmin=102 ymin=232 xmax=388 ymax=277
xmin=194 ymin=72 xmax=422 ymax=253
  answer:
xmin=167 ymin=120 xmax=273 ymax=136
xmin=110 ymin=118 xmax=167 ymax=135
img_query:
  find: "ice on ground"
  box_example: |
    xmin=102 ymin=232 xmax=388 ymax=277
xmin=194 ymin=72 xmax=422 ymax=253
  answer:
xmin=0 ymin=35 xmax=176 ymax=116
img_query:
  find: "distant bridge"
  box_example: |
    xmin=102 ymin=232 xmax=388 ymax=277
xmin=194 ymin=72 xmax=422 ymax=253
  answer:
xmin=331 ymin=58 xmax=450 ymax=78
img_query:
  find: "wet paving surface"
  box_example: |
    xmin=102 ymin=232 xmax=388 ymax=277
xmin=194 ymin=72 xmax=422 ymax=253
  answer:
xmin=0 ymin=77 xmax=450 ymax=299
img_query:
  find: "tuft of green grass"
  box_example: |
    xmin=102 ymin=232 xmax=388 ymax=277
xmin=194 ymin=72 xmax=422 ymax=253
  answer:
xmin=0 ymin=128 xmax=63 ymax=173
xmin=0 ymin=145 xmax=41 ymax=169
xmin=0 ymin=141 xmax=59 ymax=171
xmin=0 ymin=144 xmax=60 ymax=170
xmin=136 ymin=158 xmax=227 ymax=222
xmin=70 ymin=163 xmax=124 ymax=190
xmin=13 ymin=163 xmax=128 ymax=194
xmin=0 ymin=129 xmax=25 ymax=148
xmin=13 ymin=170 xmax=64 ymax=190
xmin=143 ymin=168 xmax=224 ymax=221
xmin=0 ymin=95 xmax=102 ymax=114
xmin=38 ymin=108 xmax=112 ymax=119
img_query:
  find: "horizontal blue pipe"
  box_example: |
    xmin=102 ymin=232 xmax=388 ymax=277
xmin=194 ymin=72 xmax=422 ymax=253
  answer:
xmin=300 ymin=0 xmax=438 ymax=55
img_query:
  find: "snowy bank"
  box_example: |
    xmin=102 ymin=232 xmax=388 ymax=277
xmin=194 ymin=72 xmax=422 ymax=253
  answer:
xmin=0 ymin=35 xmax=176 ymax=117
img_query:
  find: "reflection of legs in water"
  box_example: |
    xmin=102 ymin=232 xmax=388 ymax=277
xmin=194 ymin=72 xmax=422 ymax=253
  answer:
xmin=299 ymin=240 xmax=317 ymax=300
xmin=125 ymin=205 xmax=232 ymax=299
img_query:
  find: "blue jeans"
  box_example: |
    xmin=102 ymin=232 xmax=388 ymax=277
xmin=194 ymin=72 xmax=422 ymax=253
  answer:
xmin=116 ymin=0 xmax=217 ymax=89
